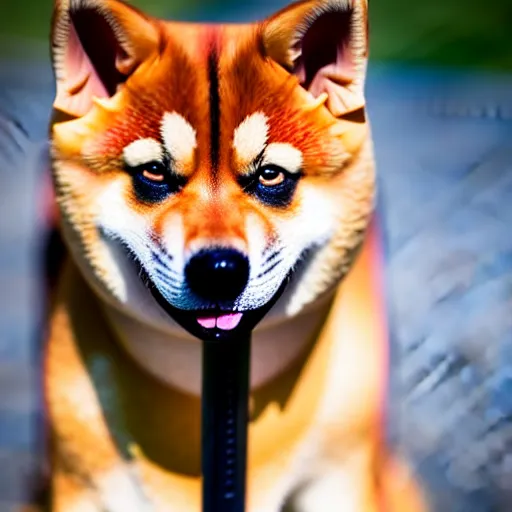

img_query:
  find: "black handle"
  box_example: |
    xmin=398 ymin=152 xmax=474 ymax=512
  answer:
xmin=201 ymin=336 xmax=251 ymax=512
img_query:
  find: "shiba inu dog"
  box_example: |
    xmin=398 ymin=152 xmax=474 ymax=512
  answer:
xmin=37 ymin=0 xmax=428 ymax=510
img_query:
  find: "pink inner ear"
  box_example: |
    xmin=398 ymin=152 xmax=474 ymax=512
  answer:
xmin=294 ymin=9 xmax=361 ymax=115
xmin=56 ymin=8 xmax=127 ymax=117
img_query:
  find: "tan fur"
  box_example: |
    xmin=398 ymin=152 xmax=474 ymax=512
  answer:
xmin=38 ymin=0 xmax=428 ymax=510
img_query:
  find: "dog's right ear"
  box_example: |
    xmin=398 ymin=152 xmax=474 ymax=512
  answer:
xmin=262 ymin=0 xmax=369 ymax=119
xmin=51 ymin=0 xmax=160 ymax=118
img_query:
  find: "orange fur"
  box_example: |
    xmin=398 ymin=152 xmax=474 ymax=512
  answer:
xmin=38 ymin=0 xmax=428 ymax=510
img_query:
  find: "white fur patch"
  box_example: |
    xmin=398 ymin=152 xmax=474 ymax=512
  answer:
xmin=96 ymin=179 xmax=151 ymax=302
xmin=97 ymin=466 xmax=152 ymax=512
xmin=159 ymin=213 xmax=186 ymax=276
xmin=264 ymin=142 xmax=303 ymax=174
xmin=233 ymin=112 xmax=269 ymax=169
xmin=123 ymin=138 xmax=163 ymax=168
xmin=244 ymin=213 xmax=267 ymax=280
xmin=278 ymin=185 xmax=337 ymax=317
xmin=160 ymin=112 xmax=197 ymax=169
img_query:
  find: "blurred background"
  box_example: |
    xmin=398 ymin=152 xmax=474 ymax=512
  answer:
xmin=1 ymin=0 xmax=512 ymax=511
xmin=2 ymin=0 xmax=511 ymax=69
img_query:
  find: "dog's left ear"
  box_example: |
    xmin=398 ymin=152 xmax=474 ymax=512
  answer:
xmin=262 ymin=0 xmax=369 ymax=118
xmin=51 ymin=0 xmax=160 ymax=119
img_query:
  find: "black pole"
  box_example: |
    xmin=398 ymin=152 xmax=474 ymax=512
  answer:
xmin=201 ymin=335 xmax=251 ymax=512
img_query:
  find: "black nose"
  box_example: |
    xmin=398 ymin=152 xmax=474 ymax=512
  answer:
xmin=185 ymin=248 xmax=250 ymax=302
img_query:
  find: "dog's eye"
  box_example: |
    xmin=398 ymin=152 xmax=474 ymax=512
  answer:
xmin=239 ymin=164 xmax=299 ymax=208
xmin=140 ymin=162 xmax=166 ymax=182
xmin=129 ymin=161 xmax=185 ymax=203
xmin=258 ymin=166 xmax=285 ymax=187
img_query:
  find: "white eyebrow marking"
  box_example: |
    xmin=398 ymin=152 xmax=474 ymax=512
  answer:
xmin=123 ymin=138 xmax=163 ymax=167
xmin=161 ymin=112 xmax=197 ymax=169
xmin=233 ymin=112 xmax=269 ymax=168
xmin=263 ymin=142 xmax=303 ymax=174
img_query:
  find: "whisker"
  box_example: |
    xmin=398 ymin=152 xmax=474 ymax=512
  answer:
xmin=154 ymin=268 xmax=182 ymax=290
xmin=152 ymin=242 xmax=174 ymax=260
xmin=152 ymin=257 xmax=179 ymax=277
xmin=261 ymin=248 xmax=282 ymax=268
xmin=152 ymin=258 xmax=177 ymax=274
xmin=250 ymin=265 xmax=289 ymax=291
xmin=256 ymin=258 xmax=283 ymax=279
xmin=152 ymin=263 xmax=181 ymax=284
xmin=151 ymin=248 xmax=176 ymax=270
xmin=249 ymin=248 xmax=299 ymax=290
xmin=158 ymin=282 xmax=182 ymax=295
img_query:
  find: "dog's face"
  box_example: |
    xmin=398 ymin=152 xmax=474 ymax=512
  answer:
xmin=50 ymin=0 xmax=375 ymax=340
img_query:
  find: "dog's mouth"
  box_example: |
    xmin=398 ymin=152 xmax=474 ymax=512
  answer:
xmin=147 ymin=280 xmax=289 ymax=341
xmin=111 ymin=241 xmax=291 ymax=341
xmin=99 ymin=232 xmax=294 ymax=340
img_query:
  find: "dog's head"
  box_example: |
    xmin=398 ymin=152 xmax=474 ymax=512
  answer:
xmin=49 ymin=0 xmax=375 ymax=340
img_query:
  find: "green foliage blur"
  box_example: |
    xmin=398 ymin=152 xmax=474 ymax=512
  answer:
xmin=1 ymin=0 xmax=511 ymax=71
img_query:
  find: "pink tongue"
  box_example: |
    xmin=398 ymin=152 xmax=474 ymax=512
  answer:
xmin=217 ymin=313 xmax=243 ymax=330
xmin=196 ymin=317 xmax=216 ymax=329
xmin=197 ymin=312 xmax=243 ymax=331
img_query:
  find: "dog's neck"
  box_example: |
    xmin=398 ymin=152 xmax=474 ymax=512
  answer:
xmin=101 ymin=293 xmax=334 ymax=396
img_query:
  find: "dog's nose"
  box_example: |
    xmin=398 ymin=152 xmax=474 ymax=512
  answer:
xmin=185 ymin=248 xmax=250 ymax=302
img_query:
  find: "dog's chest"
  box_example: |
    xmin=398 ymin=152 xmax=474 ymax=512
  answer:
xmin=48 ymin=246 xmax=386 ymax=511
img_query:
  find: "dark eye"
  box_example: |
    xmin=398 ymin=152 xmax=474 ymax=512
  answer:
xmin=129 ymin=161 xmax=184 ymax=203
xmin=239 ymin=164 xmax=300 ymax=208
xmin=258 ymin=166 xmax=285 ymax=187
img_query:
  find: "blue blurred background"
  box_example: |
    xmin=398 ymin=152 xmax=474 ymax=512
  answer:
xmin=1 ymin=1 xmax=512 ymax=511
